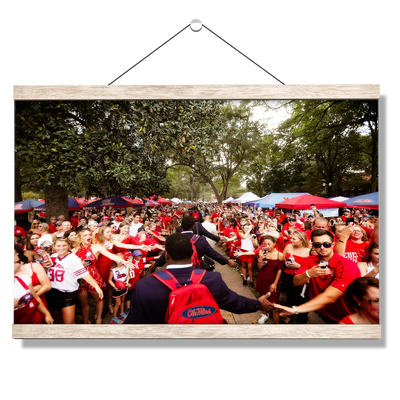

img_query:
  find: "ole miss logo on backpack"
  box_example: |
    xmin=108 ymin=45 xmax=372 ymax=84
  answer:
xmin=153 ymin=269 xmax=227 ymax=324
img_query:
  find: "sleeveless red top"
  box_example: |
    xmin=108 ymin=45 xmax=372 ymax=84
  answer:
xmin=283 ymin=254 xmax=306 ymax=276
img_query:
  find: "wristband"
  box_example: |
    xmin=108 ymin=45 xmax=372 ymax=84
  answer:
xmin=338 ymin=239 xmax=347 ymax=243
xmin=292 ymin=305 xmax=299 ymax=315
xmin=305 ymin=270 xmax=311 ymax=278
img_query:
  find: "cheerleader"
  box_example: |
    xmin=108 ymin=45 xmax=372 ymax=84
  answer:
xmin=237 ymin=222 xmax=258 ymax=288
xmin=108 ymin=254 xmax=129 ymax=324
xmin=43 ymin=238 xmax=104 ymax=324
xmin=95 ymin=225 xmax=153 ymax=314
xmin=72 ymin=230 xmax=103 ymax=324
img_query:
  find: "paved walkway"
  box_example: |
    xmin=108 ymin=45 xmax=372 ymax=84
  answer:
xmin=211 ymin=245 xmax=271 ymax=324
xmin=79 ymin=244 xmax=273 ymax=324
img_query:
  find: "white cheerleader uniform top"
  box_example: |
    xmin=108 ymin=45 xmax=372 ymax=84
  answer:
xmin=47 ymin=252 xmax=89 ymax=292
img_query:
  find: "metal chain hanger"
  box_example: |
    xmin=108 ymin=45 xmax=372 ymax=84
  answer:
xmin=106 ymin=16 xmax=286 ymax=85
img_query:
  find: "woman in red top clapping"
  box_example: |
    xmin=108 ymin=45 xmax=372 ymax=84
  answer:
xmin=281 ymin=231 xmax=311 ymax=324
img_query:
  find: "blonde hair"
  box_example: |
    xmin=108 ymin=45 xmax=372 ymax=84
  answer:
xmin=74 ymin=229 xmax=91 ymax=249
xmin=96 ymin=225 xmax=112 ymax=246
xmin=30 ymin=219 xmax=41 ymax=229
xmin=290 ymin=230 xmax=311 ymax=248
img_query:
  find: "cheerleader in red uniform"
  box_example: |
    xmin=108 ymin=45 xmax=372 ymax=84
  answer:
xmin=222 ymin=219 xmax=240 ymax=258
xmin=73 ymin=230 xmax=106 ymax=324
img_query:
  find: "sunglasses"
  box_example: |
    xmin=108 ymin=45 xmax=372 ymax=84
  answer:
xmin=312 ymin=242 xmax=333 ymax=249
xmin=363 ymin=298 xmax=379 ymax=306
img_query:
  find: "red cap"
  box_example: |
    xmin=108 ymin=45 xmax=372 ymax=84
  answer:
xmin=123 ymin=251 xmax=133 ymax=261
xmin=101 ymin=216 xmax=110 ymax=220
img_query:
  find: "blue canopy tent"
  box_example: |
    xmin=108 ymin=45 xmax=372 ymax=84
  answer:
xmin=14 ymin=199 xmax=45 ymax=214
xmin=82 ymin=196 xmax=142 ymax=209
xmin=344 ymin=192 xmax=379 ymax=210
xmin=245 ymin=193 xmax=310 ymax=208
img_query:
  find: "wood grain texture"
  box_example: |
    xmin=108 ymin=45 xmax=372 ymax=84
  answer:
xmin=12 ymin=324 xmax=381 ymax=339
xmin=14 ymin=84 xmax=380 ymax=100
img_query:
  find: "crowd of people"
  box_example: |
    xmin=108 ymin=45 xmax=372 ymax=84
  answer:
xmin=14 ymin=202 xmax=379 ymax=325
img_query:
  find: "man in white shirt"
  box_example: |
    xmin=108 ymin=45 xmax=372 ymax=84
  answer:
xmin=129 ymin=213 xmax=143 ymax=237
xmin=202 ymin=215 xmax=219 ymax=248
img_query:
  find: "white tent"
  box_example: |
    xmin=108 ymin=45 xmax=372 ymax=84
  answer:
xmin=170 ymin=197 xmax=182 ymax=204
xmin=223 ymin=197 xmax=234 ymax=203
xmin=329 ymin=196 xmax=349 ymax=202
xmin=232 ymin=192 xmax=261 ymax=204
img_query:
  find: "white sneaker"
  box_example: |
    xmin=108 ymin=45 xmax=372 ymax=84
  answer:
xmin=258 ymin=314 xmax=269 ymax=324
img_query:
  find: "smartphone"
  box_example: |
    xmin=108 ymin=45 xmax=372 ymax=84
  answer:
xmin=319 ymin=261 xmax=329 ymax=268
xmin=346 ymin=217 xmax=355 ymax=225
xmin=84 ymin=259 xmax=92 ymax=266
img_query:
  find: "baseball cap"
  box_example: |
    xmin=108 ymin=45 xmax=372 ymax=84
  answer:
xmin=56 ymin=221 xmax=63 ymax=226
xmin=101 ymin=216 xmax=110 ymax=220
xmin=123 ymin=251 xmax=133 ymax=260
xmin=88 ymin=221 xmax=98 ymax=226
xmin=38 ymin=234 xmax=53 ymax=248
xmin=132 ymin=250 xmax=142 ymax=256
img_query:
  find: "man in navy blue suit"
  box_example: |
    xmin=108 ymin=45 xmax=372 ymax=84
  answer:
xmin=151 ymin=215 xmax=236 ymax=270
xmin=124 ymin=233 xmax=273 ymax=324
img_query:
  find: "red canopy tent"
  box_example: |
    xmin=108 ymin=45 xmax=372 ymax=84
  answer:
xmin=145 ymin=195 xmax=172 ymax=205
xmin=121 ymin=196 xmax=144 ymax=205
xmin=275 ymin=194 xmax=347 ymax=210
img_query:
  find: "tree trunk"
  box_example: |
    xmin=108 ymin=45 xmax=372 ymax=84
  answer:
xmin=44 ymin=177 xmax=69 ymax=223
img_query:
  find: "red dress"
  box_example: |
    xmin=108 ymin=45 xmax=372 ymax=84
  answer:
xmin=96 ymin=242 xmax=117 ymax=288
xmin=255 ymin=255 xmax=284 ymax=303
xmin=75 ymin=245 xmax=104 ymax=291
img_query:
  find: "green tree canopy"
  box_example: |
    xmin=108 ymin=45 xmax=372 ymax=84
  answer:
xmin=15 ymin=100 xmax=223 ymax=219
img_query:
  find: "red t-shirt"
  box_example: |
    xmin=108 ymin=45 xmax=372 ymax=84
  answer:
xmin=282 ymin=222 xmax=304 ymax=237
xmin=343 ymin=240 xmax=370 ymax=264
xmin=159 ymin=215 xmax=171 ymax=229
xmin=277 ymin=214 xmax=286 ymax=224
xmin=223 ymin=226 xmax=239 ymax=240
xmin=297 ymin=253 xmax=361 ymax=322
xmin=48 ymin=224 xmax=57 ymax=234
xmin=211 ymin=213 xmax=220 ymax=221
xmin=70 ymin=216 xmax=79 ymax=228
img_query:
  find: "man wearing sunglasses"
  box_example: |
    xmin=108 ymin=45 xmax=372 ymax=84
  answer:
xmin=274 ymin=229 xmax=361 ymax=324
